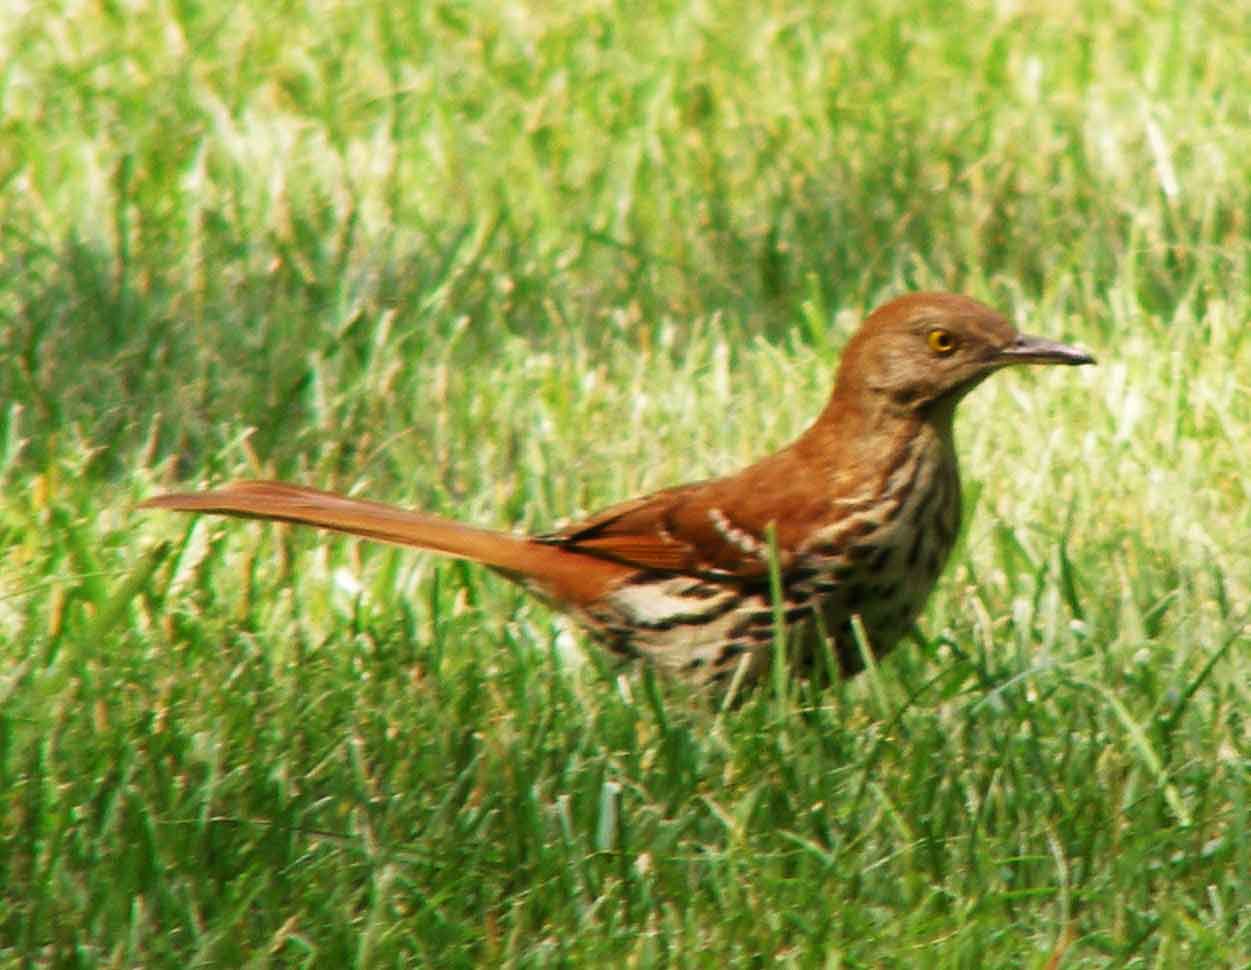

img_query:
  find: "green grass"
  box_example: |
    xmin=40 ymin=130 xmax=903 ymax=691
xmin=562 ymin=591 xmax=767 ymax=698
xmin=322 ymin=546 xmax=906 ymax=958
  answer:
xmin=3 ymin=0 xmax=1251 ymax=965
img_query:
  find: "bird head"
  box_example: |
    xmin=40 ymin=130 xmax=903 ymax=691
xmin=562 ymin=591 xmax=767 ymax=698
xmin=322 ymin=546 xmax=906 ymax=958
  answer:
xmin=834 ymin=292 xmax=1095 ymax=415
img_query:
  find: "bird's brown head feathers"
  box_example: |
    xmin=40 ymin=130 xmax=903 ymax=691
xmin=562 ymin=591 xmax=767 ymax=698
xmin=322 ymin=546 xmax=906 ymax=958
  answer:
xmin=833 ymin=292 xmax=1094 ymax=414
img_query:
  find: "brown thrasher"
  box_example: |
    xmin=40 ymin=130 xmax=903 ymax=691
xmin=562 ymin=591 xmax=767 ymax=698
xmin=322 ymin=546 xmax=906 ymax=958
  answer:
xmin=143 ymin=293 xmax=1093 ymax=689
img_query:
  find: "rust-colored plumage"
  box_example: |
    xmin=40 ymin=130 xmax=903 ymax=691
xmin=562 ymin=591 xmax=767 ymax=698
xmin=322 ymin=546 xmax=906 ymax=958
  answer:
xmin=142 ymin=292 xmax=1093 ymax=688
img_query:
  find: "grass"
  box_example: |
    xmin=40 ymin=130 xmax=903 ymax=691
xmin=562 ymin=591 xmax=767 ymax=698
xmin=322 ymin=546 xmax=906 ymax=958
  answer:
xmin=3 ymin=0 xmax=1251 ymax=965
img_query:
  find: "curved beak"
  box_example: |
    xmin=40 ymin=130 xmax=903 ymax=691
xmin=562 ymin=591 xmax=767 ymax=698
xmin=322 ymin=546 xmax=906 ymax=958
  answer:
xmin=996 ymin=333 xmax=1096 ymax=367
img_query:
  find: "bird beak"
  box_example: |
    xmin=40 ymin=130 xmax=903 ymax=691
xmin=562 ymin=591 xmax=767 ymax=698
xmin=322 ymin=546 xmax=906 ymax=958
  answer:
xmin=995 ymin=333 xmax=1096 ymax=367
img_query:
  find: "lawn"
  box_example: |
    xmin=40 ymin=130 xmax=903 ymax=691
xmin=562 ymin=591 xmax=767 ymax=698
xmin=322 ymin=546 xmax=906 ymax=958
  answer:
xmin=3 ymin=1 xmax=1251 ymax=966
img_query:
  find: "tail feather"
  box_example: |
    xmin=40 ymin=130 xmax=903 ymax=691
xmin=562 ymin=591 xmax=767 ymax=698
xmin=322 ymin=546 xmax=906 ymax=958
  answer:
xmin=140 ymin=480 xmax=626 ymax=603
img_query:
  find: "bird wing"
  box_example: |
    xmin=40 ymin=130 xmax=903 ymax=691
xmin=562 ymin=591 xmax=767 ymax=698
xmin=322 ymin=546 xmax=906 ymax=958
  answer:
xmin=539 ymin=475 xmax=799 ymax=581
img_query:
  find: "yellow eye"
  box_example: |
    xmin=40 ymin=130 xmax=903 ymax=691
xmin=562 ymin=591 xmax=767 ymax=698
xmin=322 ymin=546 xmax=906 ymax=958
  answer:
xmin=927 ymin=328 xmax=957 ymax=354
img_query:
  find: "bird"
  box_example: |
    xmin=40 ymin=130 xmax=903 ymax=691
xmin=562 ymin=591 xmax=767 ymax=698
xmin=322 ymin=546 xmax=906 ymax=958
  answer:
xmin=142 ymin=292 xmax=1094 ymax=690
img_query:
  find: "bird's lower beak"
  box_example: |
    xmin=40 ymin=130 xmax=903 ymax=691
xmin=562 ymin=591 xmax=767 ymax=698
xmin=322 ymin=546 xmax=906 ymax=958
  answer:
xmin=995 ymin=333 xmax=1096 ymax=367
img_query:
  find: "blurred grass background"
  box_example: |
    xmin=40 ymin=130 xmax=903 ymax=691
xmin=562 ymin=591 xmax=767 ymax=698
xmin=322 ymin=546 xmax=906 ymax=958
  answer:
xmin=2 ymin=0 xmax=1250 ymax=965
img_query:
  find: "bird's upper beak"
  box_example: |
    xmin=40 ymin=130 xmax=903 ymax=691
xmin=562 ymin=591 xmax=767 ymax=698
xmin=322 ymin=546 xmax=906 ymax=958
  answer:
xmin=995 ymin=333 xmax=1096 ymax=367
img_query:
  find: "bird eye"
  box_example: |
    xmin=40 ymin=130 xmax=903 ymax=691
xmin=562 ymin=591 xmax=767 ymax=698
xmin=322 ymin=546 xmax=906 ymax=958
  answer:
xmin=927 ymin=328 xmax=957 ymax=354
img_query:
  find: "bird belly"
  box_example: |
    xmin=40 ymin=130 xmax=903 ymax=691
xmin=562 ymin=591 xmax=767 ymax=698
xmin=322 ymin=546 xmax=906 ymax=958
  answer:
xmin=815 ymin=452 xmax=962 ymax=673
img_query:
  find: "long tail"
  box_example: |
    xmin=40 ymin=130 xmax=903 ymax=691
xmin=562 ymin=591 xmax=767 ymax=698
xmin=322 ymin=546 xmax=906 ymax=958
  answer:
xmin=140 ymin=480 xmax=626 ymax=603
